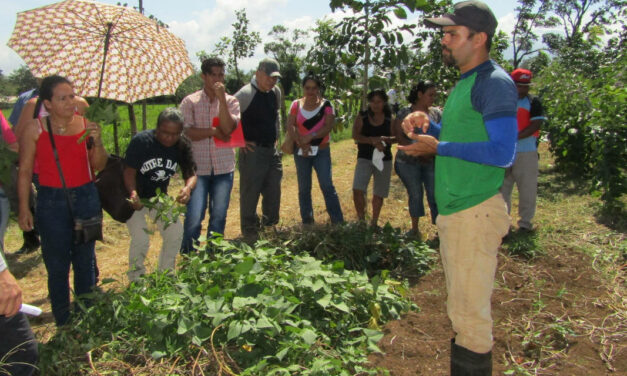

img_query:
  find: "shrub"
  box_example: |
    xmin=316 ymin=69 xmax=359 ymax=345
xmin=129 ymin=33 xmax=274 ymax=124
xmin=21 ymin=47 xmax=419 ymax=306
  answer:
xmin=268 ymin=222 xmax=438 ymax=280
xmin=39 ymin=239 xmax=417 ymax=375
xmin=538 ymin=42 xmax=626 ymax=214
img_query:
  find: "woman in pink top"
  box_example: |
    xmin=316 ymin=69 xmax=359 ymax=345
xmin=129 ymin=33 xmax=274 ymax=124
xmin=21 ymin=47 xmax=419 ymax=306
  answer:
xmin=286 ymin=73 xmax=343 ymax=224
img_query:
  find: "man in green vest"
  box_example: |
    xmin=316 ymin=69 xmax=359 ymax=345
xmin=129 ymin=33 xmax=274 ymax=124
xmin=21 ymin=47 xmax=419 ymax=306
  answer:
xmin=399 ymin=1 xmax=518 ymax=374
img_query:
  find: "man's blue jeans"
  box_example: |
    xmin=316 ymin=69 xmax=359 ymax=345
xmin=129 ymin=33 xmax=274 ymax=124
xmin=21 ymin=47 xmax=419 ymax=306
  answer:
xmin=394 ymin=158 xmax=438 ymax=224
xmin=37 ymin=183 xmax=99 ymax=326
xmin=294 ymin=147 xmax=344 ymax=224
xmin=181 ymin=172 xmax=234 ymax=253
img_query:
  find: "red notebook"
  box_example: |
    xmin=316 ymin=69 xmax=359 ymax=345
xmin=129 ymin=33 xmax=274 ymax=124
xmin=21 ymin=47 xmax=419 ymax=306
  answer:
xmin=212 ymin=117 xmax=246 ymax=148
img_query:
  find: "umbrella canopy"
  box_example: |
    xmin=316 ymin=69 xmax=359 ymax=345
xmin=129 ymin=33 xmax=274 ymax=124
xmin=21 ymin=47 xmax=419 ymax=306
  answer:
xmin=8 ymin=0 xmax=194 ymax=103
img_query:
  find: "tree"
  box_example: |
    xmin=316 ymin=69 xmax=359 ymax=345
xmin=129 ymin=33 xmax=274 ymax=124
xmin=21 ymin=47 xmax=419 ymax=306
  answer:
xmin=305 ymin=19 xmax=362 ymax=128
xmin=535 ymin=5 xmax=626 ymax=214
xmin=8 ymin=65 xmax=37 ymax=94
xmin=175 ymin=71 xmax=203 ymax=103
xmin=316 ymin=0 xmax=435 ymax=109
xmin=0 ymin=69 xmax=14 ymax=97
xmin=212 ymin=9 xmax=262 ymax=88
xmin=521 ymin=50 xmax=551 ymax=74
xmin=264 ymin=25 xmax=306 ymax=98
xmin=543 ymin=0 xmax=622 ymax=51
xmin=510 ymin=0 xmax=557 ymax=68
xmin=405 ymin=1 xmax=458 ymax=98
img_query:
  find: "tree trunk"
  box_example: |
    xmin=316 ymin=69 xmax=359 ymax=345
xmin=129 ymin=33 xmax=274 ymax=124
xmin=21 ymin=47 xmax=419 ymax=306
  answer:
xmin=279 ymin=84 xmax=286 ymax=135
xmin=142 ymin=100 xmax=147 ymax=130
xmin=362 ymin=0 xmax=370 ymax=111
xmin=113 ymin=120 xmax=120 ymax=155
xmin=127 ymin=103 xmax=137 ymax=136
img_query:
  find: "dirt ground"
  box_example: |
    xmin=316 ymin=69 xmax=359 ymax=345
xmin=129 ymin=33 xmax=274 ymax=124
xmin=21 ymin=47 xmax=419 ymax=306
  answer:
xmin=4 ymin=140 xmax=625 ymax=375
xmin=370 ymin=246 xmax=625 ymax=375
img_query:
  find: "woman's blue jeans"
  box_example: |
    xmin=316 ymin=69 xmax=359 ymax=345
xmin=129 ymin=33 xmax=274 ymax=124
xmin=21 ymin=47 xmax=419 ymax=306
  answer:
xmin=394 ymin=158 xmax=438 ymax=223
xmin=181 ymin=172 xmax=234 ymax=253
xmin=36 ymin=183 xmax=100 ymax=326
xmin=294 ymin=147 xmax=344 ymax=224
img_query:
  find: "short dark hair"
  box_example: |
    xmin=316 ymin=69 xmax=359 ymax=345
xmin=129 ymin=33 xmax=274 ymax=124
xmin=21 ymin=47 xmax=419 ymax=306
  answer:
xmin=201 ymin=57 xmax=225 ymax=75
xmin=408 ymin=81 xmax=437 ymax=104
xmin=156 ymin=107 xmax=184 ymax=129
xmin=467 ymin=28 xmax=493 ymax=52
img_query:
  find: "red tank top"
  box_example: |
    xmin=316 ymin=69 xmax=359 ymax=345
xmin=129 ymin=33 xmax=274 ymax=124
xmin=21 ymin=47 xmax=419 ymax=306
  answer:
xmin=36 ymin=117 xmax=94 ymax=188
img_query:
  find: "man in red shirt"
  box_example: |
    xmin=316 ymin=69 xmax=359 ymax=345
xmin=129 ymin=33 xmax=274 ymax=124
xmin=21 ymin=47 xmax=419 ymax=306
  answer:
xmin=501 ymin=68 xmax=546 ymax=232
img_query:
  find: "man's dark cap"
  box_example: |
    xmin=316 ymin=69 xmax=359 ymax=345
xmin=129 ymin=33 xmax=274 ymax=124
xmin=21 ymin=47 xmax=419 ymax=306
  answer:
xmin=257 ymin=58 xmax=282 ymax=78
xmin=424 ymin=1 xmax=498 ymax=36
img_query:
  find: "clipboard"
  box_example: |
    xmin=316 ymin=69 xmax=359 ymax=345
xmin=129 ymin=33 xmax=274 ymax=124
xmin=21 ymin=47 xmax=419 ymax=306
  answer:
xmin=212 ymin=117 xmax=246 ymax=148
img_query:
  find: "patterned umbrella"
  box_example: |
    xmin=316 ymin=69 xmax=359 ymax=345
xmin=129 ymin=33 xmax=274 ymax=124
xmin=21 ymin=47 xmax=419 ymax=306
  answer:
xmin=8 ymin=0 xmax=194 ymax=103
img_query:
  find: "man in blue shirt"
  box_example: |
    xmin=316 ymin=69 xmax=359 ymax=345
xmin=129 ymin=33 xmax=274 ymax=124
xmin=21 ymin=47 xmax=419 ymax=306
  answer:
xmin=8 ymin=87 xmax=40 ymax=255
xmin=8 ymin=88 xmax=38 ymax=128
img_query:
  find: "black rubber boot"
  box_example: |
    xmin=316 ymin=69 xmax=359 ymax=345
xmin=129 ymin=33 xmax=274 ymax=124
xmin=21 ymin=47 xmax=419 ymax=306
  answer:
xmin=450 ymin=339 xmax=492 ymax=376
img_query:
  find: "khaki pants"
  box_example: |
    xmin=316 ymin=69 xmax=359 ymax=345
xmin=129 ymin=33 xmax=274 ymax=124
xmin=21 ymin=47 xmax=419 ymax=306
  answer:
xmin=126 ymin=207 xmax=182 ymax=282
xmin=501 ymin=151 xmax=538 ymax=230
xmin=437 ymin=194 xmax=510 ymax=353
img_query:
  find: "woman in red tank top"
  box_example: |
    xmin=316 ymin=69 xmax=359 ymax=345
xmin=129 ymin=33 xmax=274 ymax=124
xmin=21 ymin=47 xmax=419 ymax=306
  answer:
xmin=16 ymin=75 xmax=108 ymax=326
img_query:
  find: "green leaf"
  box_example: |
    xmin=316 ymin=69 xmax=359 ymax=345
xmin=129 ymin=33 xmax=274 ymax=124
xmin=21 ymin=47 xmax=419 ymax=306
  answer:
xmin=331 ymin=301 xmax=350 ymax=313
xmin=234 ymin=257 xmax=255 ymax=274
xmin=151 ymin=351 xmax=166 ymax=359
xmin=311 ymin=279 xmax=325 ymax=292
xmin=363 ymin=328 xmax=384 ymax=343
xmin=177 ymin=317 xmax=194 ymax=335
xmin=300 ymin=328 xmax=317 ymax=345
xmin=212 ymin=312 xmax=233 ymax=326
xmin=317 ymin=294 xmax=332 ymax=308
xmin=227 ymin=321 xmax=243 ymax=341
xmin=275 ymin=347 xmax=289 ymax=361
xmin=232 ymin=296 xmax=257 ymax=309
xmin=256 ymin=316 xmax=274 ymax=329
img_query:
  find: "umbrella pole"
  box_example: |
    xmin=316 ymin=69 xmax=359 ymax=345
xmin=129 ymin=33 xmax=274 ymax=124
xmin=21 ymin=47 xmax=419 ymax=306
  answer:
xmin=97 ymin=22 xmax=114 ymax=98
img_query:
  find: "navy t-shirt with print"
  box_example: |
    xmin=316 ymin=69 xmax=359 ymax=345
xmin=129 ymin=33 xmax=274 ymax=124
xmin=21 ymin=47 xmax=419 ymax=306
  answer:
xmin=124 ymin=129 xmax=196 ymax=199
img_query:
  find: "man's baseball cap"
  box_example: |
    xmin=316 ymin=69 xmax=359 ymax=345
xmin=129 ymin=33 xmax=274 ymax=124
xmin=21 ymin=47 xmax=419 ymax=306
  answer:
xmin=511 ymin=68 xmax=533 ymax=85
xmin=258 ymin=58 xmax=282 ymax=78
xmin=424 ymin=1 xmax=498 ymax=37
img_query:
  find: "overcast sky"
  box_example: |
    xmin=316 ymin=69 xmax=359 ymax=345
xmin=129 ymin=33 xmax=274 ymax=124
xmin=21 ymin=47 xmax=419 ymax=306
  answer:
xmin=1 ymin=0 xmax=520 ymax=75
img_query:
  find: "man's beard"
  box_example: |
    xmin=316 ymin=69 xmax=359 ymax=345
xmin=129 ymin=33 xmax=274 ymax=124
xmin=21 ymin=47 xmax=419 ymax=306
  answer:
xmin=442 ymin=47 xmax=456 ymax=67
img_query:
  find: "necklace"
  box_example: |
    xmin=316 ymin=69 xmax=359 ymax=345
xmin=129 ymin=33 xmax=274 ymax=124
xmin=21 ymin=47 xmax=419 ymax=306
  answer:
xmin=50 ymin=115 xmax=73 ymax=135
